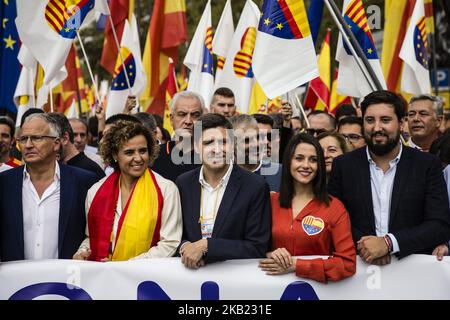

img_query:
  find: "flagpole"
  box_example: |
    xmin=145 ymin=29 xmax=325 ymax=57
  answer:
xmin=106 ymin=12 xmax=140 ymax=113
xmin=75 ymin=32 xmax=102 ymax=106
xmin=431 ymin=0 xmax=439 ymax=96
xmin=294 ymin=94 xmax=311 ymax=129
xmin=323 ymin=0 xmax=384 ymax=92
xmin=106 ymin=15 xmax=132 ymax=93
xmin=49 ymin=85 xmax=54 ymax=113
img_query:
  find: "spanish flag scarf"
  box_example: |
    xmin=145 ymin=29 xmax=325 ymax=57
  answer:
xmin=88 ymin=169 xmax=163 ymax=261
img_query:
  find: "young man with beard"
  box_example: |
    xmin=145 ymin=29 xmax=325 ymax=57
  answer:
xmin=328 ymin=90 xmax=450 ymax=265
xmin=176 ymin=114 xmax=271 ymax=269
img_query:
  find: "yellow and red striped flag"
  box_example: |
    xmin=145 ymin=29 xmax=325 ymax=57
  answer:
xmin=381 ymin=0 xmax=415 ymax=92
xmin=140 ymin=0 xmax=187 ymax=116
xmin=164 ymin=58 xmax=178 ymax=136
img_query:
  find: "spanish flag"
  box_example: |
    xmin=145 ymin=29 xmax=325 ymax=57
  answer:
xmin=164 ymin=58 xmax=177 ymax=136
xmin=59 ymin=45 xmax=88 ymax=115
xmin=304 ymin=29 xmax=331 ymax=111
xmin=140 ymin=0 xmax=187 ymax=116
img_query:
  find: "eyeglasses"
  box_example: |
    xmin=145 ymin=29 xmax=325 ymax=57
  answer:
xmin=342 ymin=133 xmax=363 ymax=142
xmin=18 ymin=135 xmax=58 ymax=145
xmin=305 ymin=128 xmax=328 ymax=136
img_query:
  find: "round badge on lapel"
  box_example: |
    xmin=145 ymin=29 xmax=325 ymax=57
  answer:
xmin=302 ymin=215 xmax=325 ymax=236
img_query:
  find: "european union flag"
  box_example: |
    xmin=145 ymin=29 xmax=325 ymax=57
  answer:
xmin=0 ymin=0 xmax=20 ymax=114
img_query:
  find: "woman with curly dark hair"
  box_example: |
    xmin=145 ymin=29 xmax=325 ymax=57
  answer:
xmin=73 ymin=120 xmax=182 ymax=261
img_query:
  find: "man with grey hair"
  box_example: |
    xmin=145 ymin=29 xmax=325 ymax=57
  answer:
xmin=0 ymin=113 xmax=98 ymax=261
xmin=151 ymin=91 xmax=204 ymax=182
xmin=231 ymin=114 xmax=281 ymax=191
xmin=407 ymin=94 xmax=444 ymax=152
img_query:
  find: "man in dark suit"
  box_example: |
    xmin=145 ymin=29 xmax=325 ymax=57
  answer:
xmin=176 ymin=114 xmax=271 ymax=269
xmin=329 ymin=91 xmax=450 ymax=265
xmin=0 ymin=113 xmax=97 ymax=262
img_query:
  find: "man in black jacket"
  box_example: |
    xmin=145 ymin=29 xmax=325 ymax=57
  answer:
xmin=329 ymin=90 xmax=450 ymax=265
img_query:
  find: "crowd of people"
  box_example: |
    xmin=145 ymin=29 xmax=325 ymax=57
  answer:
xmin=0 ymin=87 xmax=449 ymax=283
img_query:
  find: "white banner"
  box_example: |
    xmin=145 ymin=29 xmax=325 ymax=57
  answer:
xmin=1 ymin=255 xmax=449 ymax=300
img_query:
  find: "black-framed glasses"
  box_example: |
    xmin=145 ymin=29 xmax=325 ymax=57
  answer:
xmin=18 ymin=135 xmax=58 ymax=145
xmin=342 ymin=133 xmax=363 ymax=142
xmin=305 ymin=128 xmax=328 ymax=136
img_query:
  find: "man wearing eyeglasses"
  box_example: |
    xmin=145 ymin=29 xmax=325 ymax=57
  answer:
xmin=0 ymin=113 xmax=98 ymax=262
xmin=338 ymin=116 xmax=366 ymax=149
xmin=306 ymin=111 xmax=336 ymax=137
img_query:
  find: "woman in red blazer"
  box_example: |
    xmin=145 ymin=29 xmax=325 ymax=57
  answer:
xmin=259 ymin=133 xmax=356 ymax=283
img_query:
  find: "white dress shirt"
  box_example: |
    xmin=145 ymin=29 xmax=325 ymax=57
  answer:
xmin=198 ymin=164 xmax=233 ymax=239
xmin=22 ymin=162 xmax=60 ymax=260
xmin=366 ymin=145 xmax=402 ymax=253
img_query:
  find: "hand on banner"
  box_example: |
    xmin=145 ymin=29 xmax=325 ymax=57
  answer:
xmin=370 ymin=254 xmax=391 ymax=266
xmin=73 ymin=248 xmax=91 ymax=260
xmin=266 ymin=248 xmax=292 ymax=269
xmin=281 ymin=100 xmax=292 ymax=128
xmin=357 ymin=236 xmax=389 ymax=263
xmin=180 ymin=239 xmax=208 ymax=269
xmin=123 ymin=96 xmax=137 ymax=115
xmin=432 ymin=244 xmax=449 ymax=261
xmin=259 ymin=257 xmax=295 ymax=275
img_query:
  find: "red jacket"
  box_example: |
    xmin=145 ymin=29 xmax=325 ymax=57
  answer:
xmin=270 ymin=192 xmax=356 ymax=283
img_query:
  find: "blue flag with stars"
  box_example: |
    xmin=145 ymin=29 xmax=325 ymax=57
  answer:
xmin=0 ymin=0 xmax=20 ymax=114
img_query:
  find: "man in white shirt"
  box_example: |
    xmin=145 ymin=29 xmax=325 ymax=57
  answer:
xmin=0 ymin=113 xmax=97 ymax=261
xmin=176 ymin=114 xmax=271 ymax=269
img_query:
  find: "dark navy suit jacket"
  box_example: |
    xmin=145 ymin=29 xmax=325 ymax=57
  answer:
xmin=0 ymin=164 xmax=98 ymax=262
xmin=176 ymin=165 xmax=271 ymax=263
xmin=328 ymin=146 xmax=450 ymax=258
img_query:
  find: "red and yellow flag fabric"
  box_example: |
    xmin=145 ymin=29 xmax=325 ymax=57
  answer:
xmin=381 ymin=0 xmax=415 ymax=92
xmin=329 ymin=68 xmax=352 ymax=115
xmin=140 ymin=0 xmax=187 ymax=116
xmin=100 ymin=0 xmax=132 ymax=75
xmin=88 ymin=169 xmax=163 ymax=261
xmin=164 ymin=58 xmax=178 ymax=136
xmin=304 ymin=29 xmax=331 ymax=111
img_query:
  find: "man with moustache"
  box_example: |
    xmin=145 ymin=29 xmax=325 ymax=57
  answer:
xmin=328 ymin=91 xmax=450 ymax=265
xmin=406 ymin=94 xmax=443 ymax=152
xmin=152 ymin=91 xmax=203 ymax=182
xmin=176 ymin=114 xmax=271 ymax=269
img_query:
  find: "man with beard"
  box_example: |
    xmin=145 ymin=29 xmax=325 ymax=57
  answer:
xmin=328 ymin=90 xmax=450 ymax=265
